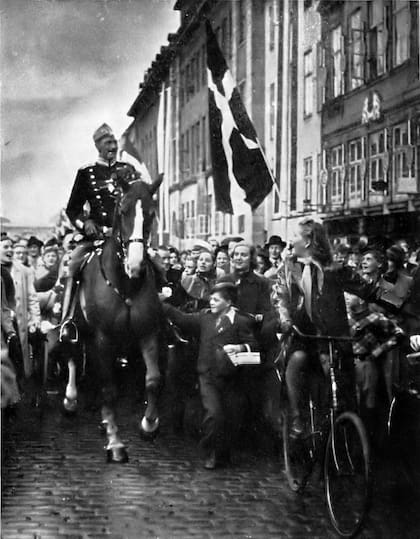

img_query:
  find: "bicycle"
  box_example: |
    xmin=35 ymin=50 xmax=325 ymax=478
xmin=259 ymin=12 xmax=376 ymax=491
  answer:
xmin=279 ymin=325 xmax=371 ymax=538
xmin=387 ymin=349 xmax=420 ymax=434
xmin=386 ymin=348 xmax=420 ymax=486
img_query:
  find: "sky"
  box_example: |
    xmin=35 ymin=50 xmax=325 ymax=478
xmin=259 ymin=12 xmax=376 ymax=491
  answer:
xmin=1 ymin=0 xmax=179 ymax=226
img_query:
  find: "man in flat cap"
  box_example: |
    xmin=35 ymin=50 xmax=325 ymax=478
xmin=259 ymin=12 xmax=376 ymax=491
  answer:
xmin=61 ymin=124 xmax=140 ymax=337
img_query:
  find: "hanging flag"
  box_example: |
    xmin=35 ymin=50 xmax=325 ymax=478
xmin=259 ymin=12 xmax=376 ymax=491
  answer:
xmin=120 ymin=121 xmax=143 ymax=164
xmin=206 ymin=21 xmax=274 ymax=214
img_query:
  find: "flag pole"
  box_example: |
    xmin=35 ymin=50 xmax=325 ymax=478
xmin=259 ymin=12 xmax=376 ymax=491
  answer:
xmin=255 ymin=137 xmax=282 ymax=200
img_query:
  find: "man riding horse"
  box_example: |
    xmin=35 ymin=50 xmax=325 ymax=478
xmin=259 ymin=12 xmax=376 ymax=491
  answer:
xmin=59 ymin=123 xmax=165 ymax=462
xmin=61 ymin=123 xmax=142 ymax=339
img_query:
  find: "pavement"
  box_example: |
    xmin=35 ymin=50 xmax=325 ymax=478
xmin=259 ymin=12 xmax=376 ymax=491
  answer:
xmin=2 ymin=375 xmax=420 ymax=539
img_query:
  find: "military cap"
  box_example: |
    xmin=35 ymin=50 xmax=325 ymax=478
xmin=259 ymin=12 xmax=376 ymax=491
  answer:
xmin=93 ymin=123 xmax=114 ymax=144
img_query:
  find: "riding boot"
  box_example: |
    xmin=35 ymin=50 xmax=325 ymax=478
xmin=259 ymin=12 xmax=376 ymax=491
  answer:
xmin=59 ymin=276 xmax=78 ymax=343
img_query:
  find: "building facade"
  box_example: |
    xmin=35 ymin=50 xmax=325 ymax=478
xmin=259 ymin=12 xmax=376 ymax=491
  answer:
xmin=318 ymin=0 xmax=420 ymax=245
xmin=126 ymin=0 xmax=419 ymax=249
xmin=128 ymin=0 xmax=269 ymax=249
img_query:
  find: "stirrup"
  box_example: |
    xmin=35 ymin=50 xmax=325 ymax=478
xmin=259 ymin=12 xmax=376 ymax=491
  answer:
xmin=59 ymin=319 xmax=79 ymax=344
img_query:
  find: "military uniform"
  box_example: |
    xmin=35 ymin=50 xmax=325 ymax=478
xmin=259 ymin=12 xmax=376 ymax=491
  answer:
xmin=60 ymin=123 xmax=139 ymax=337
xmin=66 ymin=158 xmax=137 ymax=232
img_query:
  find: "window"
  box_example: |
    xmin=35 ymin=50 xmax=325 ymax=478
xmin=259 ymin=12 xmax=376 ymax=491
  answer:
xmin=349 ymin=9 xmax=365 ymax=89
xmin=393 ymin=0 xmax=410 ymax=66
xmin=185 ymin=130 xmax=191 ymax=175
xmin=393 ymin=122 xmax=410 ymax=178
xmin=268 ymin=3 xmax=275 ymax=51
xmin=207 ymin=194 xmax=212 ymax=233
xmin=198 ymin=215 xmax=209 ymax=235
xmin=238 ymin=215 xmax=245 ymax=234
xmin=195 ymin=122 xmax=201 ymax=173
xmin=215 ymin=211 xmax=221 ymax=235
xmin=269 ymin=83 xmax=275 ymax=140
xmin=191 ymin=200 xmax=196 ymax=237
xmin=348 ymin=138 xmax=364 ymax=201
xmin=330 ymin=145 xmax=344 ymax=204
xmin=304 ymin=49 xmax=313 ymax=116
xmin=172 ymin=139 xmax=177 ymax=185
xmin=331 ymin=26 xmax=344 ymax=97
xmin=180 ymin=204 xmax=185 ymax=238
xmin=368 ymin=0 xmax=386 ymax=78
xmin=316 ymin=42 xmax=326 ymax=110
xmin=369 ymin=130 xmax=386 ymax=191
xmin=191 ymin=126 xmax=195 ymax=174
xmin=180 ymin=69 xmax=185 ymax=107
xmin=303 ymin=157 xmax=313 ymax=204
xmin=202 ymin=115 xmax=207 ymax=171
xmin=180 ymin=134 xmax=185 ymax=174
xmin=238 ymin=0 xmax=246 ymax=44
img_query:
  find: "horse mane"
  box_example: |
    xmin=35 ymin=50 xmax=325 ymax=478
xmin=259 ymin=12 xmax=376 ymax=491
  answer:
xmin=120 ymin=181 xmax=150 ymax=214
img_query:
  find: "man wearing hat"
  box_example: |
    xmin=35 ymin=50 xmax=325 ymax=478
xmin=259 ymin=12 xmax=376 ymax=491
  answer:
xmin=264 ymin=235 xmax=286 ymax=282
xmin=27 ymin=236 xmax=44 ymax=270
xmin=61 ymin=124 xmax=139 ymax=336
xmin=66 ymin=123 xmax=138 ymax=236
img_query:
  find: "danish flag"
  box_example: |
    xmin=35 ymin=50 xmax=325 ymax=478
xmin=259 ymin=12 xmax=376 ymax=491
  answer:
xmin=206 ymin=21 xmax=273 ymax=214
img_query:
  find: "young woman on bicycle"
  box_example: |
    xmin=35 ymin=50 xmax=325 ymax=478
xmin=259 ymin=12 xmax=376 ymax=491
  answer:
xmin=272 ymin=218 xmax=384 ymax=437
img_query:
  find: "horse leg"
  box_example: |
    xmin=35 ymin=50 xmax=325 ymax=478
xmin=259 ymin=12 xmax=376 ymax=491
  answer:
xmin=94 ymin=331 xmax=128 ymax=463
xmin=62 ymin=346 xmax=78 ymax=414
xmin=139 ymin=334 xmax=161 ymax=438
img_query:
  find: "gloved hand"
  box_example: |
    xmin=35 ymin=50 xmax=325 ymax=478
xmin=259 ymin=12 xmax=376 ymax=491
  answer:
xmin=84 ymin=219 xmax=99 ymax=237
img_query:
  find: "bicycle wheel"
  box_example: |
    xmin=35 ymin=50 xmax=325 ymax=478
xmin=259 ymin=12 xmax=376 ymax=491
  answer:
xmin=282 ymin=406 xmax=315 ymax=492
xmin=324 ymin=411 xmax=370 ymax=537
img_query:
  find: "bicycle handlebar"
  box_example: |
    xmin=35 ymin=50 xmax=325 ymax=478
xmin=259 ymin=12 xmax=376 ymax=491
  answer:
xmin=291 ymin=325 xmax=354 ymax=343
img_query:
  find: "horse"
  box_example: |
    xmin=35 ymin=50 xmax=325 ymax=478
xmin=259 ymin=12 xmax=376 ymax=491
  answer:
xmin=62 ymin=175 xmax=164 ymax=463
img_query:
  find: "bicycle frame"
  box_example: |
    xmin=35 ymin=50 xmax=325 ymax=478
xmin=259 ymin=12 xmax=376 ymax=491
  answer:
xmin=290 ymin=326 xmax=354 ymax=464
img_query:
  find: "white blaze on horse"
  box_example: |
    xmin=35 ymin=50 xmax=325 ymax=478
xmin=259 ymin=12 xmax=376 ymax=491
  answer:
xmin=62 ymin=175 xmax=163 ymax=463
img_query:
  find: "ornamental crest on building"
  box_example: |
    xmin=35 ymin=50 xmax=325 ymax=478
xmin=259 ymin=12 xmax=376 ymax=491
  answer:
xmin=361 ymin=92 xmax=382 ymax=125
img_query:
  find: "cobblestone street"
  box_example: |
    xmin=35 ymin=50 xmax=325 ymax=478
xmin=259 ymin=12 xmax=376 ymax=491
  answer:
xmin=2 ymin=381 xmax=419 ymax=539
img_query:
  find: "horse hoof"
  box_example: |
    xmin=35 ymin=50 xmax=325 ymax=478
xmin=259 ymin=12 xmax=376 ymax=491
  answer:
xmin=106 ymin=447 xmax=128 ymax=464
xmin=139 ymin=416 xmax=160 ymax=440
xmin=63 ymin=397 xmax=78 ymax=414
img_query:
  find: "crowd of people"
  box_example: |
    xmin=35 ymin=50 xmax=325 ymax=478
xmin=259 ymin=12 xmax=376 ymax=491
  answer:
xmin=2 ymin=220 xmax=419 ymax=469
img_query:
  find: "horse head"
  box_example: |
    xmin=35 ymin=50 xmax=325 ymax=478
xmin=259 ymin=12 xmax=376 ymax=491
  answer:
xmin=117 ymin=174 xmax=163 ymax=279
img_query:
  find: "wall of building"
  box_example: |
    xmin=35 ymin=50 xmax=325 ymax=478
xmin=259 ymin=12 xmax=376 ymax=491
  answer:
xmin=318 ymin=0 xmax=420 ymax=243
xmin=128 ymin=0 xmax=419 ymax=250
